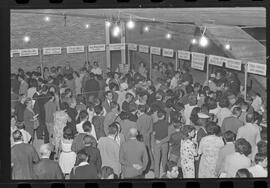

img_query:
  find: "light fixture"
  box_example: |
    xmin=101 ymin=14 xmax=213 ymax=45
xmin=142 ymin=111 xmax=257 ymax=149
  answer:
xmin=166 ymin=33 xmax=172 ymax=39
xmin=143 ymin=26 xmax=150 ymax=32
xmin=127 ymin=18 xmax=135 ymax=29
xmin=199 ymin=35 xmax=209 ymax=47
xmin=112 ymin=24 xmax=121 ymax=37
xmin=224 ymin=43 xmax=231 ymax=50
xmin=191 ymin=38 xmax=197 ymax=45
xmin=23 ymin=36 xmax=30 ymax=43
xmin=44 ymin=16 xmax=50 ymax=22
xmin=85 ymin=24 xmax=90 ymax=29
xmin=105 ymin=21 xmax=111 ymax=27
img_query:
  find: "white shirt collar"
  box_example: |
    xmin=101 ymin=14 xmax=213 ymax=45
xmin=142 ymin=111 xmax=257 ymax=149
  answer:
xmin=78 ymin=161 xmax=89 ymax=167
xmin=13 ymin=141 xmax=23 ymax=145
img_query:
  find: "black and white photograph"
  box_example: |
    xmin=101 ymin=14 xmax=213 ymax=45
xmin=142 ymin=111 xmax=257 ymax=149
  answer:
xmin=10 ymin=8 xmax=267 ymax=180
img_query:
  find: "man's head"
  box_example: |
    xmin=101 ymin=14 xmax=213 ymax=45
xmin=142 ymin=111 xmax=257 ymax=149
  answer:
xmin=76 ymin=149 xmax=89 ymax=165
xmin=108 ymin=122 xmax=119 ymax=136
xmin=165 ymin=161 xmax=179 ymax=178
xmin=110 ymin=101 xmax=119 ymax=112
xmin=82 ymin=121 xmax=92 ymax=133
xmin=257 ymin=141 xmax=267 ymax=155
xmin=232 ymin=106 xmax=242 ymax=118
xmin=39 ymin=144 xmax=52 ymax=158
xmin=12 ymin=130 xmax=23 ymax=142
xmin=235 ymin=138 xmax=252 ymax=157
xmin=254 ymin=153 xmax=267 ymax=168
xmin=128 ymin=128 xmax=138 ymax=138
xmin=223 ymin=130 xmax=236 ymax=143
xmin=246 ymin=113 xmax=255 ymax=123
xmin=79 ymin=110 xmax=89 ymax=122
xmin=105 ymin=91 xmax=113 ymax=101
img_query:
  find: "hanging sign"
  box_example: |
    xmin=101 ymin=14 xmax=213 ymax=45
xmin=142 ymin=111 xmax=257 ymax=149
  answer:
xmin=128 ymin=43 xmax=137 ymax=51
xmin=178 ymin=50 xmax=190 ymax=60
xmin=150 ymin=47 xmax=161 ymax=55
xmin=10 ymin=49 xmax=21 ymax=58
xmin=139 ymin=45 xmax=149 ymax=53
xmin=162 ymin=48 xmax=174 ymax=57
xmin=43 ymin=47 xmax=62 ymax=55
xmin=224 ymin=58 xmax=242 ymax=71
xmin=247 ymin=62 xmax=266 ymax=76
xmin=20 ymin=48 xmax=39 ymax=57
xmin=109 ymin=43 xmax=126 ymax=51
xmin=66 ymin=46 xmax=85 ymax=54
xmin=88 ymin=44 xmax=106 ymax=52
xmin=191 ymin=52 xmax=205 ymax=70
xmin=208 ymin=55 xmax=224 ymax=67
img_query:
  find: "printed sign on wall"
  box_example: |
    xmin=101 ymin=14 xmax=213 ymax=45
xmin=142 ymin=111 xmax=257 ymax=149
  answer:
xmin=128 ymin=43 xmax=137 ymax=51
xmin=88 ymin=44 xmax=106 ymax=52
xmin=191 ymin=52 xmax=205 ymax=70
xmin=150 ymin=47 xmax=161 ymax=55
xmin=178 ymin=50 xmax=190 ymax=60
xmin=66 ymin=46 xmax=85 ymax=53
xmin=11 ymin=49 xmax=21 ymax=58
xmin=139 ymin=45 xmax=149 ymax=53
xmin=247 ymin=62 xmax=266 ymax=76
xmin=20 ymin=48 xmax=39 ymax=57
xmin=208 ymin=55 xmax=224 ymax=67
xmin=43 ymin=47 xmax=62 ymax=55
xmin=109 ymin=43 xmax=126 ymax=51
xmin=224 ymin=58 xmax=242 ymax=71
xmin=162 ymin=48 xmax=174 ymax=57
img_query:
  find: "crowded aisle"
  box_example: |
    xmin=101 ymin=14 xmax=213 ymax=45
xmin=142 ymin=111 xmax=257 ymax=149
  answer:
xmin=10 ymin=61 xmax=267 ymax=179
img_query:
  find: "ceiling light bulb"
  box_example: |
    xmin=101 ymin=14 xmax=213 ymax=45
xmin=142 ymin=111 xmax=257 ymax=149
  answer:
xmin=44 ymin=16 xmax=50 ymax=22
xmin=199 ymin=35 xmax=208 ymax=47
xmin=191 ymin=38 xmax=197 ymax=45
xmin=105 ymin=21 xmax=111 ymax=27
xmin=225 ymin=43 xmax=231 ymax=50
xmin=85 ymin=24 xmax=90 ymax=29
xmin=127 ymin=20 xmax=135 ymax=29
xmin=23 ymin=36 xmax=30 ymax=43
xmin=112 ymin=25 xmax=121 ymax=37
xmin=144 ymin=26 xmax=150 ymax=32
xmin=166 ymin=33 xmax=172 ymax=39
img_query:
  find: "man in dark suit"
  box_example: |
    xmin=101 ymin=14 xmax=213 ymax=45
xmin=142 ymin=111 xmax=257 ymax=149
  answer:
xmin=119 ymin=128 xmax=148 ymax=178
xmin=33 ymin=144 xmax=64 ymax=179
xmin=70 ymin=150 xmax=98 ymax=179
xmin=11 ymin=130 xmax=40 ymax=179
xmin=84 ymin=72 xmax=100 ymax=103
xmin=102 ymin=91 xmax=113 ymax=114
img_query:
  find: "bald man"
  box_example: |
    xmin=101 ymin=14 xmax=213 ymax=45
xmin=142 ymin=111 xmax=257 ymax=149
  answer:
xmin=33 ymin=144 xmax=64 ymax=179
xmin=119 ymin=128 xmax=148 ymax=178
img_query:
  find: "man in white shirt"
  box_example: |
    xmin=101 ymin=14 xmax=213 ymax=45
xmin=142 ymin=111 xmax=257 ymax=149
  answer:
xmin=184 ymin=94 xmax=197 ymax=125
xmin=222 ymin=138 xmax=252 ymax=178
xmin=91 ymin=61 xmax=102 ymax=75
xmin=237 ymin=113 xmax=261 ymax=159
xmin=248 ymin=153 xmax=267 ymax=177
xmin=169 ymin=71 xmax=180 ymax=90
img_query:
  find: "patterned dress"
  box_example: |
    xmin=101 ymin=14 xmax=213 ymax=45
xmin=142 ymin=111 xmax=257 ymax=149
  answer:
xmin=198 ymin=135 xmax=224 ymax=178
xmin=180 ymin=139 xmax=197 ymax=178
xmin=53 ymin=111 xmax=69 ymax=152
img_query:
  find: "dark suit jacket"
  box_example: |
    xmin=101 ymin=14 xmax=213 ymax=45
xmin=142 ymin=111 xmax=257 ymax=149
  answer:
xmin=33 ymin=158 xmax=64 ymax=179
xmin=70 ymin=163 xmax=98 ymax=179
xmin=85 ymin=79 xmax=100 ymax=97
xmin=84 ymin=146 xmax=102 ymax=173
xmin=92 ymin=115 xmax=106 ymax=140
xmin=102 ymin=100 xmax=111 ymax=114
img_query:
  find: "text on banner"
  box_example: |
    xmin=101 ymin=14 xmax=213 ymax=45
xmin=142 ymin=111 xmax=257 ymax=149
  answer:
xmin=11 ymin=49 xmax=21 ymax=58
xmin=88 ymin=44 xmax=106 ymax=52
xmin=109 ymin=43 xmax=126 ymax=51
xmin=150 ymin=47 xmax=161 ymax=55
xmin=247 ymin=62 xmax=266 ymax=76
xmin=162 ymin=48 xmax=174 ymax=57
xmin=128 ymin=43 xmax=137 ymax=51
xmin=224 ymin=58 xmax=242 ymax=71
xmin=208 ymin=55 xmax=224 ymax=67
xmin=20 ymin=48 xmax=39 ymax=57
xmin=66 ymin=46 xmax=85 ymax=54
xmin=43 ymin=47 xmax=62 ymax=55
xmin=178 ymin=50 xmax=190 ymax=60
xmin=139 ymin=45 xmax=149 ymax=53
xmin=191 ymin=52 xmax=205 ymax=70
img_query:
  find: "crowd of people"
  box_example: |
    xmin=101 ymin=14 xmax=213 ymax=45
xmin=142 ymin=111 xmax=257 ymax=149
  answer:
xmin=10 ymin=60 xmax=267 ymax=179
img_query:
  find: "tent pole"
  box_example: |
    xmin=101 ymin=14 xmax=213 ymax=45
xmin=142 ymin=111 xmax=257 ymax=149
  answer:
xmin=206 ymin=55 xmax=209 ymax=83
xmin=175 ymin=50 xmax=178 ymax=70
xmin=85 ymin=46 xmax=88 ymax=63
xmin=244 ymin=62 xmax=248 ymax=100
xmin=39 ymin=49 xmax=43 ymax=78
xmin=149 ymin=53 xmax=152 ymax=80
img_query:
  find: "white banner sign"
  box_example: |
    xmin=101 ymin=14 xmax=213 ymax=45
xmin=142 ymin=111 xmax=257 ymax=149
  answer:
xmin=162 ymin=48 xmax=174 ymax=57
xmin=10 ymin=49 xmax=21 ymax=57
xmin=150 ymin=47 xmax=161 ymax=55
xmin=208 ymin=55 xmax=224 ymax=67
xmin=20 ymin=48 xmax=39 ymax=57
xmin=178 ymin=50 xmax=190 ymax=60
xmin=66 ymin=46 xmax=85 ymax=54
xmin=191 ymin=52 xmax=205 ymax=70
xmin=43 ymin=47 xmax=62 ymax=55
xmin=128 ymin=43 xmax=137 ymax=51
xmin=224 ymin=58 xmax=242 ymax=71
xmin=88 ymin=44 xmax=106 ymax=52
xmin=139 ymin=45 xmax=149 ymax=53
xmin=109 ymin=43 xmax=126 ymax=51
xmin=247 ymin=62 xmax=266 ymax=76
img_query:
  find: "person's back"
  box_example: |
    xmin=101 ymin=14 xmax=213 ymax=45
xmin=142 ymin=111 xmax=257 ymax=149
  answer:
xmin=98 ymin=136 xmax=120 ymax=175
xmin=70 ymin=162 xmax=98 ymax=179
xmin=221 ymin=116 xmax=244 ymax=135
xmin=120 ymin=119 xmax=138 ymax=140
xmin=120 ymin=138 xmax=148 ymax=178
xmin=11 ymin=143 xmax=39 ymax=179
xmin=71 ymin=133 xmax=87 ymax=153
xmin=85 ymin=78 xmax=100 ymax=95
xmin=33 ymin=158 xmax=64 ymax=179
xmin=237 ymin=123 xmax=260 ymax=148
xmin=136 ymin=113 xmax=152 ymax=146
xmin=92 ymin=115 xmax=106 ymax=140
xmin=84 ymin=145 xmax=102 ymax=173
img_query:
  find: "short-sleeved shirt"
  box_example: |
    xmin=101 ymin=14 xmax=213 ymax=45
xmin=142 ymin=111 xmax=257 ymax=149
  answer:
xmin=153 ymin=120 xmax=169 ymax=140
